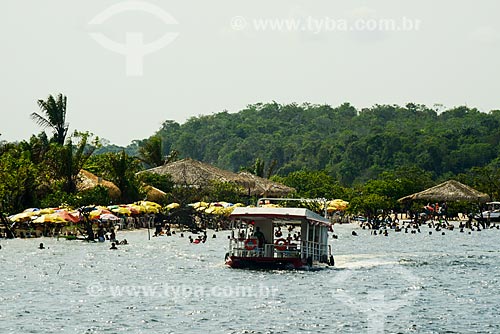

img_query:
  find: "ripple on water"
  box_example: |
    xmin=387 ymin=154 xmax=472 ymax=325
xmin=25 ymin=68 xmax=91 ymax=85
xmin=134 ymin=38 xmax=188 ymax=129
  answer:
xmin=1 ymin=226 xmax=500 ymax=333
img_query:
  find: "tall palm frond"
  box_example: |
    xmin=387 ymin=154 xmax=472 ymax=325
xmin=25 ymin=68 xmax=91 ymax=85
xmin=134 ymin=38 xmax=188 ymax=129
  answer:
xmin=138 ymin=135 xmax=163 ymax=167
xmin=30 ymin=94 xmax=69 ymax=145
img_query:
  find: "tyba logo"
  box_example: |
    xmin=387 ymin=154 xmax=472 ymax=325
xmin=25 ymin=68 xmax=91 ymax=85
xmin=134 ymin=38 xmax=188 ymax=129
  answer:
xmin=88 ymin=1 xmax=179 ymax=76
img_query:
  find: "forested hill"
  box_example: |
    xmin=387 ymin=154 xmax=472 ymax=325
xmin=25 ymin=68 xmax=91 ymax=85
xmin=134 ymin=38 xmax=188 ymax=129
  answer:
xmin=132 ymin=102 xmax=500 ymax=186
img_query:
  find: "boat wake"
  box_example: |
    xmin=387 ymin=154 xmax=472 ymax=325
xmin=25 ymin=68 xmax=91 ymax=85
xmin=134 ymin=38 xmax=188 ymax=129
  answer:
xmin=332 ymin=254 xmax=399 ymax=270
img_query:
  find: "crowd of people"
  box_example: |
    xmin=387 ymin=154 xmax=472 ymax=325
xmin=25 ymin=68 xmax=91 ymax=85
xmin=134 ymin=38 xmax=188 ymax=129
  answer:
xmin=352 ymin=211 xmax=500 ymax=237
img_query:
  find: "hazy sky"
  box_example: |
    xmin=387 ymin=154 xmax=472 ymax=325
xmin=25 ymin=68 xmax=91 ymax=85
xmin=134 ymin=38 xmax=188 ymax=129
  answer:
xmin=1 ymin=1 xmax=499 ymax=146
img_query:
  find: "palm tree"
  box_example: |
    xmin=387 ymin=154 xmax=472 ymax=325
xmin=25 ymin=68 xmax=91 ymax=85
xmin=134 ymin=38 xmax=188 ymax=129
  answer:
xmin=138 ymin=135 xmax=180 ymax=167
xmin=106 ymin=150 xmax=141 ymax=202
xmin=138 ymin=135 xmax=164 ymax=167
xmin=30 ymin=94 xmax=69 ymax=145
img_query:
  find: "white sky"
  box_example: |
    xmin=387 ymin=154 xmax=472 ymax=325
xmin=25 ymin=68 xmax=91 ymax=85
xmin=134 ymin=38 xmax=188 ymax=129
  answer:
xmin=1 ymin=0 xmax=499 ymax=146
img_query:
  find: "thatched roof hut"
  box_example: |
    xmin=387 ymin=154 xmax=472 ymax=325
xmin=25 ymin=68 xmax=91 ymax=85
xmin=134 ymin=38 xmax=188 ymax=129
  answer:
xmin=77 ymin=170 xmax=121 ymax=199
xmin=142 ymin=158 xmax=294 ymax=197
xmin=398 ymin=180 xmax=490 ymax=203
xmin=236 ymin=171 xmax=295 ymax=197
xmin=142 ymin=184 xmax=167 ymax=203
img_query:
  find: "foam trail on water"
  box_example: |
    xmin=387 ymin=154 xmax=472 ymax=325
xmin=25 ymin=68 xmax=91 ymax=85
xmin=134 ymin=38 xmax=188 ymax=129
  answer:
xmin=333 ymin=254 xmax=399 ymax=269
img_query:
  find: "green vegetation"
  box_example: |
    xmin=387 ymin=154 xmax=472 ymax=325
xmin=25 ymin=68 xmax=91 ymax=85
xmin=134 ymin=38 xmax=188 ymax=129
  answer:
xmin=1 ymin=98 xmax=500 ymax=216
xmin=148 ymin=102 xmax=500 ymax=185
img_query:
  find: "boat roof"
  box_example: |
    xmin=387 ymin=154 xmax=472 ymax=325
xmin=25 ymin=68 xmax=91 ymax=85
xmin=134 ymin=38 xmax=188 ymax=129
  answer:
xmin=229 ymin=207 xmax=331 ymax=226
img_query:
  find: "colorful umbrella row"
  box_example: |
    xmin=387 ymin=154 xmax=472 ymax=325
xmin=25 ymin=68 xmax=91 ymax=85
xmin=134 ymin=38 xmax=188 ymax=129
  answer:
xmin=8 ymin=208 xmax=82 ymax=224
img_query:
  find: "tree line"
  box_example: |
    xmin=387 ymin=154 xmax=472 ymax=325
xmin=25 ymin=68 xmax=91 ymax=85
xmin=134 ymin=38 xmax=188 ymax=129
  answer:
xmin=1 ymin=95 xmax=499 ymax=217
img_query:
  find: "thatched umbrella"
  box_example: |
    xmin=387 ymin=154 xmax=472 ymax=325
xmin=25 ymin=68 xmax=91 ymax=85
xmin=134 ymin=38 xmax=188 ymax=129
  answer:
xmin=145 ymin=158 xmax=237 ymax=185
xmin=398 ymin=180 xmax=490 ymax=203
xmin=142 ymin=184 xmax=167 ymax=203
xmin=141 ymin=158 xmax=294 ymax=197
xmin=236 ymin=172 xmax=295 ymax=197
xmin=77 ymin=170 xmax=121 ymax=200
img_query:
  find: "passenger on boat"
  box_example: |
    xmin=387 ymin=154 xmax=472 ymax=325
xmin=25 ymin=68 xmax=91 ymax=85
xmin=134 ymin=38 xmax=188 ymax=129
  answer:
xmin=253 ymin=226 xmax=266 ymax=248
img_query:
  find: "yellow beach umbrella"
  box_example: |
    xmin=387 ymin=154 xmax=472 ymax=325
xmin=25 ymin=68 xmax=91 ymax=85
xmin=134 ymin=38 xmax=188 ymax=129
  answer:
xmin=111 ymin=207 xmax=132 ymax=216
xmin=136 ymin=201 xmax=161 ymax=213
xmin=8 ymin=211 xmax=38 ymax=222
xmin=190 ymin=201 xmax=208 ymax=209
xmin=89 ymin=209 xmax=102 ymax=220
xmin=145 ymin=206 xmax=160 ymax=214
xmin=189 ymin=201 xmax=208 ymax=212
xmin=327 ymin=199 xmax=349 ymax=212
xmin=166 ymin=202 xmax=180 ymax=210
xmin=204 ymin=206 xmax=226 ymax=215
xmin=39 ymin=208 xmax=56 ymax=214
xmin=138 ymin=201 xmax=161 ymax=209
xmin=204 ymin=206 xmax=216 ymax=214
xmin=222 ymin=206 xmax=236 ymax=215
xmin=32 ymin=213 xmax=67 ymax=224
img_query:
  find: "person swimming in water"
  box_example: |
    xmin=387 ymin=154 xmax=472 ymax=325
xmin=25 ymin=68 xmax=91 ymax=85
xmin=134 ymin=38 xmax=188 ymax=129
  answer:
xmin=39 ymin=243 xmax=45 ymax=249
xmin=110 ymin=242 xmax=118 ymax=250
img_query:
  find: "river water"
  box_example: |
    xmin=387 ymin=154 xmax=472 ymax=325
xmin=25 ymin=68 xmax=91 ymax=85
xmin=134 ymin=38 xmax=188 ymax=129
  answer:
xmin=1 ymin=224 xmax=499 ymax=334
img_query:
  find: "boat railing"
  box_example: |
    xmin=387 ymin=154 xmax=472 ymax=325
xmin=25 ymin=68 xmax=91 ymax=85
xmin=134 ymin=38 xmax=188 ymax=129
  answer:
xmin=229 ymin=238 xmax=302 ymax=258
xmin=301 ymin=240 xmax=329 ymax=262
xmin=229 ymin=238 xmax=328 ymax=260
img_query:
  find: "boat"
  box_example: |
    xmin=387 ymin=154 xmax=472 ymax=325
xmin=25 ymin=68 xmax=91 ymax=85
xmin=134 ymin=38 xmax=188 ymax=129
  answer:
xmin=225 ymin=205 xmax=335 ymax=270
xmin=475 ymin=202 xmax=500 ymax=222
